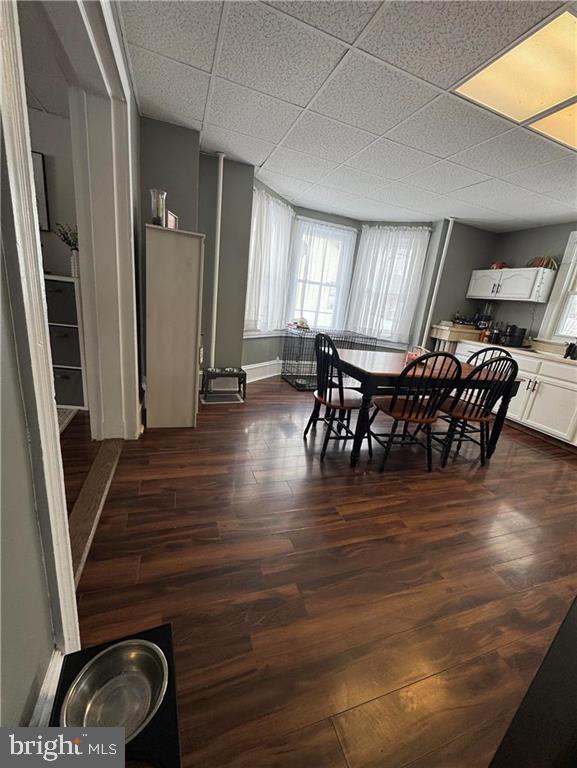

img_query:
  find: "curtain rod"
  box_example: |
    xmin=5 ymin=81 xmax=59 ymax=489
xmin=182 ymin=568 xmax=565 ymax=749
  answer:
xmin=295 ymin=213 xmax=358 ymax=232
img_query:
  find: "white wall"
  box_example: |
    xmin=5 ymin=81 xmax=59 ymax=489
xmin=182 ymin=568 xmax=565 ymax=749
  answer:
xmin=1 ymin=263 xmax=55 ymax=726
xmin=27 ymin=108 xmax=77 ymax=276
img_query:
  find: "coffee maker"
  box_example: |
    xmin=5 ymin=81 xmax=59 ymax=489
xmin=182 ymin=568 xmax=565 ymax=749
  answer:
xmin=500 ymin=324 xmax=526 ymax=347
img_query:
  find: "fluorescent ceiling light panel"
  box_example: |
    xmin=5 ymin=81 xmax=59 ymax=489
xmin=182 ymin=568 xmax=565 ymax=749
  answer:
xmin=530 ymin=101 xmax=577 ymax=150
xmin=455 ymin=12 xmax=577 ymax=122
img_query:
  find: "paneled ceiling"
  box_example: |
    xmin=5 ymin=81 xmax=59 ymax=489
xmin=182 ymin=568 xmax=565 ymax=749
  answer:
xmin=119 ymin=0 xmax=577 ymax=231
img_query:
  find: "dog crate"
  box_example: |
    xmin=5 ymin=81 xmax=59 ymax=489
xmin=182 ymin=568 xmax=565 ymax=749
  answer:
xmin=281 ymin=327 xmax=379 ymax=390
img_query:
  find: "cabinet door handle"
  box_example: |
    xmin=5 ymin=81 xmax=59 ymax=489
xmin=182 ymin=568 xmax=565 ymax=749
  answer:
xmin=491 ymin=283 xmax=496 ymax=294
xmin=496 ymin=283 xmax=501 ymax=294
xmin=532 ymin=380 xmax=539 ymax=392
xmin=526 ymin=379 xmax=532 ymax=390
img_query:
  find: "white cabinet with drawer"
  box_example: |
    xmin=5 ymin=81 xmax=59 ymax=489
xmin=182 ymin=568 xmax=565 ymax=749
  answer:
xmin=454 ymin=341 xmax=577 ymax=444
xmin=466 ymin=267 xmax=556 ymax=303
xmin=522 ymin=377 xmax=577 ymax=442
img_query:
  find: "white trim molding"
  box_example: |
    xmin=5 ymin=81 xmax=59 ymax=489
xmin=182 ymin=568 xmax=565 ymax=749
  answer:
xmin=244 ymin=359 xmax=283 ymax=383
xmin=28 ymin=650 xmax=65 ymax=727
xmin=539 ymin=231 xmax=577 ymax=341
xmin=0 ymin=0 xmax=80 ymax=652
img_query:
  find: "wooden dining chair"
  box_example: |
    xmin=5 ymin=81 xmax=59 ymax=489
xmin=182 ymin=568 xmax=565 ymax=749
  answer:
xmin=467 ymin=346 xmax=512 ymax=364
xmin=369 ymin=352 xmax=461 ymax=472
xmin=439 ymin=355 xmax=519 ymax=467
xmin=303 ymin=333 xmax=372 ymax=461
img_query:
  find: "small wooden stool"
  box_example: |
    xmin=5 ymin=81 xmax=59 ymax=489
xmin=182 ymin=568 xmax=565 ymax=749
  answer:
xmin=202 ymin=367 xmax=247 ymax=400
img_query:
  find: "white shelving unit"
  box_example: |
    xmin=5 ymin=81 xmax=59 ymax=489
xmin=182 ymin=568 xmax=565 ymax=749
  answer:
xmin=44 ymin=275 xmax=88 ymax=409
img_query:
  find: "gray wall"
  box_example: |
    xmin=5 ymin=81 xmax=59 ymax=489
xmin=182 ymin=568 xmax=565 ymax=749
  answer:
xmin=1 ymin=261 xmax=55 ymax=726
xmin=243 ymin=335 xmax=283 ymax=365
xmin=431 ymin=221 xmax=498 ymax=325
xmin=27 ymin=109 xmax=77 ymax=276
xmin=140 ymin=117 xmax=199 ymax=233
xmin=139 ymin=117 xmax=199 ymax=377
xmin=491 ymin=221 xmax=577 ymax=335
xmin=199 ymin=154 xmax=254 ymax=368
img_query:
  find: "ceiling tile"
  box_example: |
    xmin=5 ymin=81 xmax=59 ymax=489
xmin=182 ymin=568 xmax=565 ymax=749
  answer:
xmin=201 ymin=125 xmax=274 ymax=166
xmin=256 ymin=170 xmax=312 ymax=199
xmin=386 ymin=94 xmax=512 ymax=158
xmin=368 ymin=183 xmax=451 ymax=216
xmin=311 ymin=51 xmax=439 ymax=135
xmin=504 ymin=157 xmax=577 ymax=207
xmin=358 ymin=1 xmax=563 ymax=88
xmin=450 ymin=128 xmax=571 ymax=177
xmin=263 ymin=147 xmax=338 ymax=182
xmin=450 ymin=178 xmax=575 ymax=218
xmin=353 ymin=199 xmax=427 ymax=222
xmin=266 ymin=1 xmax=381 ymax=43
xmin=283 ymin=112 xmax=376 ymax=162
xmin=321 ymin=166 xmax=391 ymax=196
xmin=119 ymin=1 xmax=222 ymax=72
xmin=402 ymin=161 xmax=490 ymax=194
xmin=217 ymin=2 xmax=346 ymax=107
xmin=347 ymin=137 xmax=437 ymax=179
xmin=129 ymin=45 xmax=209 ymax=127
xmin=207 ymin=79 xmax=301 ymax=143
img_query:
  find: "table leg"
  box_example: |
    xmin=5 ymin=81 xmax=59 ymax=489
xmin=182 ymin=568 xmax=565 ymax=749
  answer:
xmin=351 ymin=392 xmax=372 ymax=467
xmin=487 ymin=389 xmax=513 ymax=458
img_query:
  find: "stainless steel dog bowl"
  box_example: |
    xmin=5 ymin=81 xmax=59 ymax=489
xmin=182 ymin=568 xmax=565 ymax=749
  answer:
xmin=60 ymin=640 xmax=168 ymax=742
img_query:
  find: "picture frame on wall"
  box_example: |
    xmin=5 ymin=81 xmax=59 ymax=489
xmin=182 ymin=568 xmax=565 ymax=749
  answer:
xmin=32 ymin=151 xmax=50 ymax=231
xmin=166 ymin=210 xmax=178 ymax=230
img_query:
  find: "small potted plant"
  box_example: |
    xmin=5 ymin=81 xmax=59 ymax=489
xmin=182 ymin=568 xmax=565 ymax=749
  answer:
xmin=55 ymin=223 xmax=79 ymax=277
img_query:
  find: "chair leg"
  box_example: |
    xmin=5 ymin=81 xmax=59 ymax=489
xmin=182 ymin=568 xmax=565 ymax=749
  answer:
xmin=480 ymin=421 xmax=487 ymax=466
xmin=367 ymin=426 xmax=373 ymax=458
xmin=441 ymin=418 xmax=458 ymax=468
xmin=455 ymin=419 xmax=467 ymax=455
xmin=320 ymin=408 xmax=335 ymax=461
xmin=425 ymin=423 xmax=433 ymax=472
xmin=379 ymin=419 xmax=398 ymax=472
xmin=304 ymin=400 xmax=321 ymax=438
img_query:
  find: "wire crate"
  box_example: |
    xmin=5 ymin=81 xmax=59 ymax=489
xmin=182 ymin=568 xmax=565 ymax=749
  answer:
xmin=281 ymin=327 xmax=379 ymax=390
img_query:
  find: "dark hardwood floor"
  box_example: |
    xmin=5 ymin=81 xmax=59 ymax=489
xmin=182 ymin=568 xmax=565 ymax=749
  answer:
xmin=76 ymin=378 xmax=577 ymax=767
xmin=60 ymin=410 xmax=100 ymax=511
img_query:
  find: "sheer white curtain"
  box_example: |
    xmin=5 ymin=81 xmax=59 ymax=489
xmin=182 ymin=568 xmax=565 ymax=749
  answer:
xmin=286 ymin=217 xmax=357 ymax=329
xmin=347 ymin=226 xmax=431 ymax=343
xmin=244 ymin=187 xmax=294 ymax=332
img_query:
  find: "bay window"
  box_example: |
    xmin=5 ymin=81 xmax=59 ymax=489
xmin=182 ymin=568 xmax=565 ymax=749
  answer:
xmin=286 ymin=218 xmax=357 ymax=329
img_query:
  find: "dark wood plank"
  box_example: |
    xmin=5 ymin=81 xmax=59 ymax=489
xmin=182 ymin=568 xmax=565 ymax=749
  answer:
xmin=75 ymin=378 xmax=577 ymax=768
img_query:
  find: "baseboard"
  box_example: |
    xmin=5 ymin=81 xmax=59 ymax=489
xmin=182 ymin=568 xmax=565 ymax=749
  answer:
xmin=244 ymin=359 xmax=282 ymax=383
xmin=29 ymin=649 xmax=64 ymax=726
xmin=69 ymin=438 xmax=123 ymax=587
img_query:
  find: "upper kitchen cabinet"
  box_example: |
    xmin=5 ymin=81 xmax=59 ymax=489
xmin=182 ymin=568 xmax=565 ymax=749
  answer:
xmin=466 ymin=267 xmax=556 ymax=302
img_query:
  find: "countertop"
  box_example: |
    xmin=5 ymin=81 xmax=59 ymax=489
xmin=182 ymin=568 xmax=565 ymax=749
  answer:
xmin=463 ymin=339 xmax=577 ymax=368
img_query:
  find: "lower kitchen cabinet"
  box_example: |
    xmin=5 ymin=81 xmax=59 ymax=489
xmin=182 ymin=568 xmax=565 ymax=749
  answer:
xmin=455 ymin=341 xmax=577 ymax=446
xmin=522 ymin=378 xmax=577 ymax=442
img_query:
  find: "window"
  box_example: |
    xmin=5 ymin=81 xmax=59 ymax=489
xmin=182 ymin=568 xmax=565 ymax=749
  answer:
xmin=556 ymin=288 xmax=577 ymax=337
xmin=539 ymin=231 xmax=577 ymax=341
xmin=346 ymin=226 xmax=431 ymax=344
xmin=286 ymin=218 xmax=357 ymax=329
xmin=244 ymin=187 xmax=294 ymax=333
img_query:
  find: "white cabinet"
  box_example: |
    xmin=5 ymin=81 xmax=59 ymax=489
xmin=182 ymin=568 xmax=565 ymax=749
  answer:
xmin=497 ymin=268 xmax=539 ymax=299
xmin=455 ymin=341 xmax=577 ymax=445
xmin=466 ymin=270 xmax=499 ymax=299
xmin=466 ymin=267 xmax=556 ymax=303
xmin=146 ymin=224 xmax=204 ymax=428
xmin=522 ymin=378 xmax=577 ymax=441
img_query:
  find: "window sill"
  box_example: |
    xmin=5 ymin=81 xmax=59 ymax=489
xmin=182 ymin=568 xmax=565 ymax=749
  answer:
xmin=243 ymin=330 xmax=287 ymax=340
